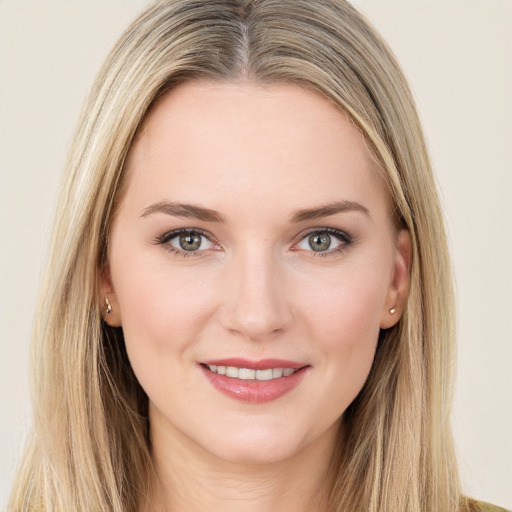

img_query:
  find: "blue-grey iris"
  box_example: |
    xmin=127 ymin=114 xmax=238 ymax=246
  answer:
xmin=180 ymin=233 xmax=202 ymax=251
xmin=309 ymin=233 xmax=331 ymax=252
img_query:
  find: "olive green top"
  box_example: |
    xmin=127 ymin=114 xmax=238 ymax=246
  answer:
xmin=474 ymin=500 xmax=510 ymax=512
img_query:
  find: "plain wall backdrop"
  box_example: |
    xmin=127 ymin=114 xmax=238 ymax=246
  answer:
xmin=1 ymin=0 xmax=511 ymax=508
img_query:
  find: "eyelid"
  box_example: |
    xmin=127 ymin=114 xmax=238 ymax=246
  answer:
xmin=294 ymin=226 xmax=352 ymax=243
xmin=154 ymin=227 xmax=213 ymax=244
xmin=154 ymin=226 xmax=353 ymax=257
xmin=291 ymin=226 xmax=353 ymax=255
xmin=154 ymin=227 xmax=222 ymax=256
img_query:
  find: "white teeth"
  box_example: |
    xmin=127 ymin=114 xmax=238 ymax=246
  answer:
xmin=226 ymin=366 xmax=239 ymax=378
xmin=238 ymin=368 xmax=256 ymax=380
xmin=272 ymin=368 xmax=284 ymax=378
xmin=206 ymin=365 xmax=298 ymax=380
xmin=256 ymin=368 xmax=273 ymax=381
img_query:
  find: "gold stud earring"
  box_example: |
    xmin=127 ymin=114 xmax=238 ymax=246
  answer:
xmin=389 ymin=306 xmax=397 ymax=314
xmin=105 ymin=297 xmax=112 ymax=315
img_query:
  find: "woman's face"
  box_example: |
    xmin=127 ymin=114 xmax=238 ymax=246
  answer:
xmin=104 ymin=81 xmax=410 ymax=464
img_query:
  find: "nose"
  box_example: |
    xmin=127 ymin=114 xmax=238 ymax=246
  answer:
xmin=218 ymin=248 xmax=293 ymax=341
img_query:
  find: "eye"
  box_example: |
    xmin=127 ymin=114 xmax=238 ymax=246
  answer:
xmin=295 ymin=228 xmax=351 ymax=255
xmin=170 ymin=232 xmax=213 ymax=252
xmin=305 ymin=233 xmax=336 ymax=252
xmin=155 ymin=228 xmax=219 ymax=256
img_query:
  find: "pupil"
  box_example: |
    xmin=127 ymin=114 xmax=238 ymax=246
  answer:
xmin=309 ymin=233 xmax=331 ymax=252
xmin=180 ymin=233 xmax=201 ymax=251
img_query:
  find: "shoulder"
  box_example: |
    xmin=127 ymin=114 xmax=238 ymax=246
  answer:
xmin=467 ymin=499 xmax=511 ymax=512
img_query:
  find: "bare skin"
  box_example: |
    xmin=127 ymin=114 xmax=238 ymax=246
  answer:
xmin=103 ymin=81 xmax=411 ymax=511
xmin=146 ymin=408 xmax=336 ymax=512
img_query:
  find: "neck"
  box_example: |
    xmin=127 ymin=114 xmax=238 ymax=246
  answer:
xmin=143 ymin=413 xmax=339 ymax=512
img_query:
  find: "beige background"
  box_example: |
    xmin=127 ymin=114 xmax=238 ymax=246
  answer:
xmin=1 ymin=0 xmax=511 ymax=508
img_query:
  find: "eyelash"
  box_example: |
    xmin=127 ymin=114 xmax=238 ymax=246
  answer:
xmin=154 ymin=227 xmax=353 ymax=258
xmin=294 ymin=227 xmax=353 ymax=258
xmin=154 ymin=228 xmax=216 ymax=258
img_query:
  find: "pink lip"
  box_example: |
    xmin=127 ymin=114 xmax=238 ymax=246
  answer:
xmin=200 ymin=358 xmax=310 ymax=404
xmin=202 ymin=358 xmax=306 ymax=370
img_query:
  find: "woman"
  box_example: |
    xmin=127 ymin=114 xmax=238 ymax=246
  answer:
xmin=7 ymin=1 xmax=509 ymax=511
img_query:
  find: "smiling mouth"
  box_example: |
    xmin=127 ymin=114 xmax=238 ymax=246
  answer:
xmin=203 ymin=364 xmax=299 ymax=380
xmin=200 ymin=360 xmax=309 ymax=403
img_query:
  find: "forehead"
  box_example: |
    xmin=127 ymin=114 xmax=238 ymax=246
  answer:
xmin=122 ymin=80 xmax=390 ymax=220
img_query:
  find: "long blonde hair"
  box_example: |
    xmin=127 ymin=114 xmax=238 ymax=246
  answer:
xmin=9 ymin=1 xmax=463 ymax=510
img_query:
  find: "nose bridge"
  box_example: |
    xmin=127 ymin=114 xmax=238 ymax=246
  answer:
xmin=221 ymin=245 xmax=291 ymax=339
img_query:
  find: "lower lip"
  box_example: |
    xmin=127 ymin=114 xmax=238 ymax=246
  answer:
xmin=201 ymin=365 xmax=309 ymax=404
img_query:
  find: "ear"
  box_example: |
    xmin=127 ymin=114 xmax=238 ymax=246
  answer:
xmin=100 ymin=265 xmax=122 ymax=327
xmin=380 ymin=229 xmax=412 ymax=329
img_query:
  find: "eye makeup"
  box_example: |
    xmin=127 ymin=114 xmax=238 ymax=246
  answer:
xmin=153 ymin=228 xmax=221 ymax=258
xmin=291 ymin=226 xmax=353 ymax=258
xmin=153 ymin=225 xmax=354 ymax=259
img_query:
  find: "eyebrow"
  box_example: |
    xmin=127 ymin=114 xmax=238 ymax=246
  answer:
xmin=290 ymin=200 xmax=370 ymax=223
xmin=141 ymin=201 xmax=226 ymax=223
xmin=141 ymin=199 xmax=369 ymax=224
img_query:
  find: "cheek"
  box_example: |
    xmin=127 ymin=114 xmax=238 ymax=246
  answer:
xmin=320 ymin=284 xmax=381 ymax=383
xmin=111 ymin=251 xmax=218 ymax=367
xmin=295 ymin=260 xmax=390 ymax=405
xmin=299 ymin=264 xmax=388 ymax=351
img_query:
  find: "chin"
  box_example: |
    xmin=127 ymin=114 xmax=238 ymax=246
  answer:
xmin=209 ymin=439 xmax=302 ymax=466
xmin=198 ymin=418 xmax=335 ymax=466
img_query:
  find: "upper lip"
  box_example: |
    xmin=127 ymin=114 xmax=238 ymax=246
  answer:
xmin=201 ymin=358 xmax=307 ymax=370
